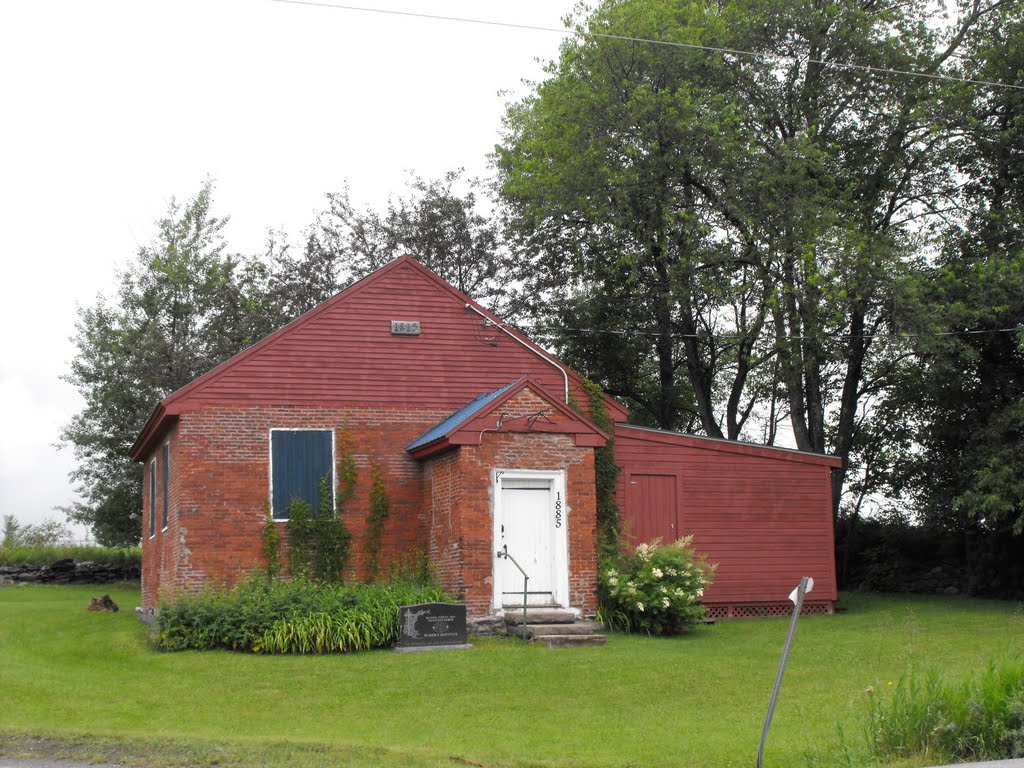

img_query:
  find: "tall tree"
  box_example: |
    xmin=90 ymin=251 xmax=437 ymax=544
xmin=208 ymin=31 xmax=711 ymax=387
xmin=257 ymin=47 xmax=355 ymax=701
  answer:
xmin=497 ymin=0 xmax=1004 ymax=514
xmin=315 ymin=170 xmax=514 ymax=312
xmin=1 ymin=515 xmax=21 ymax=547
xmin=61 ymin=182 xmax=261 ymax=544
xmin=878 ymin=4 xmax=1024 ymax=543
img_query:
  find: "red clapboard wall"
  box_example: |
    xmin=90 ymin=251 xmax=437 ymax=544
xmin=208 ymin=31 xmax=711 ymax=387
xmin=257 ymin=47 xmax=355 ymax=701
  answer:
xmin=140 ymin=257 xmax=626 ymax=418
xmin=614 ymin=424 xmax=842 ymax=617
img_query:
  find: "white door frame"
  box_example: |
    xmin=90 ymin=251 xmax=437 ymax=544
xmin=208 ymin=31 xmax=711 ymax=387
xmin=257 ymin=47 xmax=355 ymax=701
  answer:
xmin=491 ymin=468 xmax=570 ymax=611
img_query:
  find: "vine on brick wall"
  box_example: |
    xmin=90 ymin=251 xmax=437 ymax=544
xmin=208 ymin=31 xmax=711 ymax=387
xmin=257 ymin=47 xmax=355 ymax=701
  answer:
xmin=580 ymin=378 xmax=621 ymax=558
xmin=337 ymin=427 xmax=358 ymax=510
xmin=278 ymin=429 xmax=358 ymax=584
xmin=313 ymin=475 xmax=351 ymax=584
xmin=363 ymin=463 xmax=391 ymax=581
xmin=284 ymin=495 xmax=315 ymax=579
xmin=311 ymin=426 xmax=357 ymax=583
xmin=262 ymin=503 xmax=281 ymax=580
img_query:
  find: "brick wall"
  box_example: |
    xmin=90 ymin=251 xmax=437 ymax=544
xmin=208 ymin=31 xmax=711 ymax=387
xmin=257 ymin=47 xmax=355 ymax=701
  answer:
xmin=422 ymin=386 xmax=600 ymax=616
xmin=451 ymin=432 xmax=598 ymax=617
xmin=141 ymin=424 xmax=182 ymax=609
xmin=140 ymin=405 xmax=449 ymax=607
xmin=424 ymin=450 xmax=463 ymax=601
xmin=141 ymin=399 xmax=600 ymax=620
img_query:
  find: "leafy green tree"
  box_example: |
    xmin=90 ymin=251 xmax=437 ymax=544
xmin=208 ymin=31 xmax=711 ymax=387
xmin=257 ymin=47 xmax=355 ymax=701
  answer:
xmin=1 ymin=516 xmax=73 ymax=547
xmin=60 ymin=181 xmax=264 ymax=545
xmin=60 ymin=174 xmax=512 ymax=545
xmin=259 ymin=227 xmax=345 ymax=323
xmin=1 ymin=515 xmax=21 ymax=547
xmin=497 ymin=0 xmax=1004 ymax=517
xmin=878 ymin=5 xmax=1024 ymax=542
xmin=315 ymin=170 xmax=514 ymax=312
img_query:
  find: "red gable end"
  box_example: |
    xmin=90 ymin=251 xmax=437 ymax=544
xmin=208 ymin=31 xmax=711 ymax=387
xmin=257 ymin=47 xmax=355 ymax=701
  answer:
xmin=131 ymin=256 xmax=627 ymax=461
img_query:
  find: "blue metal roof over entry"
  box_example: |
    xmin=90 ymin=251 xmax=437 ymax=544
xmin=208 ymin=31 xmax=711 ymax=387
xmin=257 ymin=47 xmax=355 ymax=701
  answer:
xmin=406 ymin=379 xmax=521 ymax=452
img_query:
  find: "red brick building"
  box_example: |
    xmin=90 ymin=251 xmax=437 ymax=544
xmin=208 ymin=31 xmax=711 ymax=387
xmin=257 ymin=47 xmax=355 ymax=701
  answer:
xmin=131 ymin=256 xmax=840 ymax=619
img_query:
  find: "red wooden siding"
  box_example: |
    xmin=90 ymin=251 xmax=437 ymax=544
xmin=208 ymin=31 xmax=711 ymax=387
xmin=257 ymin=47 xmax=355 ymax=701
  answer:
xmin=132 ymin=257 xmax=627 ymax=461
xmin=614 ymin=425 xmax=841 ymax=609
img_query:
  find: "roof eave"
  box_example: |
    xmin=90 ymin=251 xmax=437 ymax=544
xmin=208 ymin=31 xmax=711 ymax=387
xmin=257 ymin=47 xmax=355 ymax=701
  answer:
xmin=129 ymin=403 xmax=179 ymax=462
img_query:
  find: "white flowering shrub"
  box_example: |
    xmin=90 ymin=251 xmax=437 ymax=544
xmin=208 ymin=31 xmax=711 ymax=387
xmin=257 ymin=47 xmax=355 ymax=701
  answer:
xmin=598 ymin=536 xmax=715 ymax=635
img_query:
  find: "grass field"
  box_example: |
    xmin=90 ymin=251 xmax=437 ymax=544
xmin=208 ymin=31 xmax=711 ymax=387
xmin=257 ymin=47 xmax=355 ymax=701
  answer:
xmin=1 ymin=584 xmax=1022 ymax=767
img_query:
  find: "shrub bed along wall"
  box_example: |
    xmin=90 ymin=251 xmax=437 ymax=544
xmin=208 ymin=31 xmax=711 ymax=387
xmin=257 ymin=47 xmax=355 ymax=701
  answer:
xmin=154 ymin=577 xmax=450 ymax=653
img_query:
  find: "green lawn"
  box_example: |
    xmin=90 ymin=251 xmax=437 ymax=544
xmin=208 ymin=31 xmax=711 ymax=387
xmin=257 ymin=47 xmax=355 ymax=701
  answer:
xmin=1 ymin=585 xmax=1022 ymax=768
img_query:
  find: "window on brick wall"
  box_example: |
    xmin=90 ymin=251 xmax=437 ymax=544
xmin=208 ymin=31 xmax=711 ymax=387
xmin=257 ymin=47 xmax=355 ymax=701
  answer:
xmin=161 ymin=442 xmax=170 ymax=530
xmin=270 ymin=429 xmax=334 ymax=519
xmin=148 ymin=457 xmax=156 ymax=538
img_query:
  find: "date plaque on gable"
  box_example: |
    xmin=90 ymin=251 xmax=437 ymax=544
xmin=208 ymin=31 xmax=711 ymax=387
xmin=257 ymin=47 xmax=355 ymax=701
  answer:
xmin=391 ymin=320 xmax=421 ymax=336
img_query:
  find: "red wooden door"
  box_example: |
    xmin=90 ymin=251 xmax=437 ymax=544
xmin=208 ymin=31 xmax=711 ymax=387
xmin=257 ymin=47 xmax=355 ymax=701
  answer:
xmin=625 ymin=473 xmax=678 ymax=543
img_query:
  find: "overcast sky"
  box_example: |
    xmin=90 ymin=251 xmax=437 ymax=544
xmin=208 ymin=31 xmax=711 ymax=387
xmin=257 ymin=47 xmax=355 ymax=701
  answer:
xmin=0 ymin=0 xmax=583 ymax=537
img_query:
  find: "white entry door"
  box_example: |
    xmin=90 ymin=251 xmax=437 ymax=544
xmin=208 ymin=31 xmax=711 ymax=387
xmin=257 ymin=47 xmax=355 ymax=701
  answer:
xmin=493 ymin=471 xmax=569 ymax=609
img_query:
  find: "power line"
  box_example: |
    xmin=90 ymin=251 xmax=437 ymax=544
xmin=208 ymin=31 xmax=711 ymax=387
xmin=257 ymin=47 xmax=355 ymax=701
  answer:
xmin=520 ymin=324 xmax=1024 ymax=342
xmin=271 ymin=0 xmax=1024 ymax=92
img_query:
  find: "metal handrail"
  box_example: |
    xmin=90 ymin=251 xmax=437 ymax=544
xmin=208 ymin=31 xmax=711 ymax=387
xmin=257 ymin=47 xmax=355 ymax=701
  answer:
xmin=496 ymin=547 xmax=530 ymax=631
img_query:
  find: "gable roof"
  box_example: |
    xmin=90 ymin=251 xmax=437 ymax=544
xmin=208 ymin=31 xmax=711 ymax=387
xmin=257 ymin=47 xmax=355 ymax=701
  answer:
xmin=130 ymin=256 xmax=628 ymax=461
xmin=406 ymin=376 xmax=609 ymax=460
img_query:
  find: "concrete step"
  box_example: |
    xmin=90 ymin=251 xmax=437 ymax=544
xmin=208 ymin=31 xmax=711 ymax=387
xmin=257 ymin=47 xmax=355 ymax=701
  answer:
xmin=511 ymin=622 xmax=602 ymax=638
xmin=503 ymin=609 xmax=576 ymax=625
xmin=535 ymin=634 xmax=608 ymax=648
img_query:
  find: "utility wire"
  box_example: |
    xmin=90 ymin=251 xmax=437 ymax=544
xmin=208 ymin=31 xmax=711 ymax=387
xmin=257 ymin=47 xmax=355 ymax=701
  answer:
xmin=521 ymin=324 xmax=1024 ymax=342
xmin=271 ymin=0 xmax=1024 ymax=92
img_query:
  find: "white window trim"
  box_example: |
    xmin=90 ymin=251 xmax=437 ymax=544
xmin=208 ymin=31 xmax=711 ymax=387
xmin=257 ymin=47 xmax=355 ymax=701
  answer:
xmin=161 ymin=441 xmax=170 ymax=533
xmin=268 ymin=428 xmax=337 ymax=521
xmin=148 ymin=457 xmax=157 ymax=540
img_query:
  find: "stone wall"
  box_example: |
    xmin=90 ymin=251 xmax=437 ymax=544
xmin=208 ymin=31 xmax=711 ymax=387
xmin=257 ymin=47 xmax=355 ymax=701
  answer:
xmin=0 ymin=558 xmax=140 ymax=585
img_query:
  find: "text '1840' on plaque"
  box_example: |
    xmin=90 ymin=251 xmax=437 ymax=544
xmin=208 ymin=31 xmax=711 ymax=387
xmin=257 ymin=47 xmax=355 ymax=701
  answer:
xmin=396 ymin=602 xmax=471 ymax=652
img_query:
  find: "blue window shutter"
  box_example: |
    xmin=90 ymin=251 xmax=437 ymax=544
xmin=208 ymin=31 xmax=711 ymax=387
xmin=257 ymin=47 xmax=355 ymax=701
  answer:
xmin=271 ymin=431 xmax=332 ymax=518
xmin=161 ymin=443 xmax=169 ymax=530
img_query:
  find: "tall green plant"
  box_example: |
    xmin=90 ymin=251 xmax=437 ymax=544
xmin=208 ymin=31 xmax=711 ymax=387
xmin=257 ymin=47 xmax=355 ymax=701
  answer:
xmin=336 ymin=427 xmax=358 ymax=510
xmin=581 ymin=378 xmax=621 ymax=557
xmin=262 ymin=504 xmax=281 ymax=580
xmin=864 ymin=656 xmax=1024 ymax=763
xmin=363 ymin=464 xmax=390 ymax=581
xmin=313 ymin=475 xmax=351 ymax=584
xmin=284 ymin=496 xmax=314 ymax=579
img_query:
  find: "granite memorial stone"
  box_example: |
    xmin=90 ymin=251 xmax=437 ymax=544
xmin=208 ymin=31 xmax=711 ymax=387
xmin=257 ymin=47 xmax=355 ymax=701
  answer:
xmin=396 ymin=602 xmax=471 ymax=652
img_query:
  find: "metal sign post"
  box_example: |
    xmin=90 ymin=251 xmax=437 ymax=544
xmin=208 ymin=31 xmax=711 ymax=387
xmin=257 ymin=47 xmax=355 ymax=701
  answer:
xmin=756 ymin=576 xmax=813 ymax=768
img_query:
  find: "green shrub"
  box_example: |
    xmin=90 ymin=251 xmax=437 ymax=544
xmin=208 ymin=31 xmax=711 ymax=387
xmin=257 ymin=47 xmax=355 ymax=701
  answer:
xmin=256 ymin=581 xmax=446 ymax=654
xmin=0 ymin=545 xmax=141 ymax=568
xmin=598 ymin=536 xmax=714 ymax=635
xmin=155 ymin=577 xmax=448 ymax=653
xmin=865 ymin=655 xmax=1024 ymax=763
